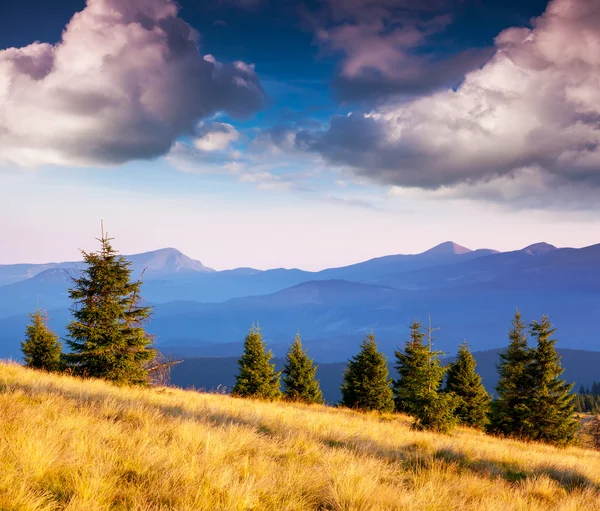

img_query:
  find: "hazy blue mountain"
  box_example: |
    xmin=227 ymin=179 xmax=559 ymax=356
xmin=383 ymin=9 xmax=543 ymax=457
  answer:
xmin=316 ymin=242 xmax=498 ymax=282
xmin=0 ymin=268 xmax=74 ymax=317
xmin=1 ymin=241 xmax=600 ymax=364
xmin=127 ymin=248 xmax=215 ymax=277
xmin=372 ymin=242 xmax=599 ymax=291
xmin=0 ymin=242 xmax=499 ymax=315
xmin=0 ymin=247 xmax=213 ymax=288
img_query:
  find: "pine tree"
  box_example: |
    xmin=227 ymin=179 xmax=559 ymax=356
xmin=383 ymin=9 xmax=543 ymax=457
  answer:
xmin=393 ymin=321 xmax=427 ymax=414
xmin=64 ymin=229 xmax=155 ymax=385
xmin=282 ymin=333 xmax=324 ymax=404
xmin=525 ymin=316 xmax=578 ymax=446
xmin=340 ymin=333 xmax=394 ymax=413
xmin=21 ymin=309 xmax=63 ymax=372
xmin=393 ymin=320 xmax=457 ymax=432
xmin=445 ymin=342 xmax=490 ymax=429
xmin=487 ymin=310 xmax=532 ymax=437
xmin=232 ymin=326 xmax=281 ymax=400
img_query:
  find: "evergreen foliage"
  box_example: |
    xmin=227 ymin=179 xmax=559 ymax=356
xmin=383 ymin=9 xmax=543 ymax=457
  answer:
xmin=21 ymin=309 xmax=63 ymax=372
xmin=575 ymin=382 xmax=600 ymax=414
xmin=64 ymin=231 xmax=155 ymax=386
xmin=232 ymin=326 xmax=281 ymax=400
xmin=524 ymin=316 xmax=578 ymax=446
xmin=445 ymin=342 xmax=490 ymax=429
xmin=282 ymin=333 xmax=324 ymax=404
xmin=574 ymin=393 xmax=600 ymax=414
xmin=393 ymin=321 xmax=427 ymax=415
xmin=393 ymin=321 xmax=457 ymax=432
xmin=487 ymin=311 xmax=532 ymax=437
xmin=340 ymin=333 xmax=394 ymax=413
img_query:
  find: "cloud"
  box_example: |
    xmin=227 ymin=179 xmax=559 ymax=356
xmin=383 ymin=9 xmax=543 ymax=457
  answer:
xmin=0 ymin=0 xmax=265 ymax=168
xmin=194 ymin=122 xmax=241 ymax=151
xmin=295 ymin=0 xmax=600 ymax=206
xmin=310 ymin=0 xmax=488 ymax=101
xmin=166 ymin=123 xmax=381 ymax=209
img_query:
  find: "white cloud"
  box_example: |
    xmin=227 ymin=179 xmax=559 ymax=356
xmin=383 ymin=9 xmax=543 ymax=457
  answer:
xmin=0 ymin=0 xmax=265 ymax=168
xmin=299 ymin=0 xmax=600 ymax=206
xmin=193 ymin=122 xmax=241 ymax=151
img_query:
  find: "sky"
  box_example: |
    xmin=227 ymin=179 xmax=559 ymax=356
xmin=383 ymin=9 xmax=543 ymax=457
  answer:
xmin=1 ymin=0 xmax=600 ymax=270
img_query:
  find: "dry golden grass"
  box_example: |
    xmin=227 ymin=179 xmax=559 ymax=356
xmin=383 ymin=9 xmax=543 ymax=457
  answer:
xmin=1 ymin=362 xmax=599 ymax=511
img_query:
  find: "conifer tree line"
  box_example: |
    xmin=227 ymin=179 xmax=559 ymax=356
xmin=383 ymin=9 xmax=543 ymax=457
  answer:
xmin=231 ymin=311 xmax=578 ymax=446
xmin=575 ymin=381 xmax=600 ymax=414
xmin=21 ymin=227 xmax=158 ymax=386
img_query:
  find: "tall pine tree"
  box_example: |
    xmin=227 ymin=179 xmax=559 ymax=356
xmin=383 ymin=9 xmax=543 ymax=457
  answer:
xmin=21 ymin=309 xmax=63 ymax=372
xmin=282 ymin=333 xmax=324 ymax=404
xmin=487 ymin=310 xmax=532 ymax=437
xmin=393 ymin=320 xmax=457 ymax=432
xmin=64 ymin=229 xmax=155 ymax=385
xmin=445 ymin=342 xmax=490 ymax=429
xmin=524 ymin=316 xmax=578 ymax=446
xmin=340 ymin=333 xmax=394 ymax=413
xmin=232 ymin=326 xmax=281 ymax=400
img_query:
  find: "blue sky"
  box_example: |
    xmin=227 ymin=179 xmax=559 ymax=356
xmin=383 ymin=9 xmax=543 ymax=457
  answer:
xmin=1 ymin=0 xmax=599 ymax=270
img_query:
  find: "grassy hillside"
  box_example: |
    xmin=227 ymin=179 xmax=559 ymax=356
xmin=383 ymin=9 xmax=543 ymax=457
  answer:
xmin=1 ymin=363 xmax=600 ymax=511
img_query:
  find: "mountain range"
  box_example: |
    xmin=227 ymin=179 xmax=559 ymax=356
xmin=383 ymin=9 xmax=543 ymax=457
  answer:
xmin=1 ymin=241 xmax=599 ymax=362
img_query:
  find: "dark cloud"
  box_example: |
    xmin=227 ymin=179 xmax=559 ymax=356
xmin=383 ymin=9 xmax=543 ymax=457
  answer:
xmin=330 ymin=47 xmax=494 ymax=102
xmin=0 ymin=0 xmax=266 ymax=167
xmin=309 ymin=0 xmax=488 ymax=102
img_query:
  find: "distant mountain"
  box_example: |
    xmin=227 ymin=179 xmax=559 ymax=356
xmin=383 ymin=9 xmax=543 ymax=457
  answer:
xmin=0 ymin=241 xmax=501 ymax=311
xmin=374 ymin=243 xmax=600 ymax=292
xmin=315 ymin=242 xmax=498 ymax=283
xmin=0 ymin=269 xmax=74 ymax=317
xmin=0 ymin=262 xmax=76 ymax=287
xmin=127 ymin=248 xmax=215 ymax=277
xmin=2 ymin=241 xmax=600 ymax=363
xmin=522 ymin=242 xmax=559 ymax=256
xmin=0 ymin=247 xmax=214 ymax=288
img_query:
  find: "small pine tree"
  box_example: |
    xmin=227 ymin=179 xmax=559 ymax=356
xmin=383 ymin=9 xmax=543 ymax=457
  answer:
xmin=282 ymin=333 xmax=324 ymax=404
xmin=525 ymin=316 xmax=578 ymax=446
xmin=393 ymin=320 xmax=457 ymax=432
xmin=445 ymin=342 xmax=490 ymax=429
xmin=21 ymin=309 xmax=63 ymax=372
xmin=487 ymin=310 xmax=532 ymax=437
xmin=232 ymin=326 xmax=281 ymax=400
xmin=64 ymin=229 xmax=155 ymax=385
xmin=340 ymin=333 xmax=394 ymax=413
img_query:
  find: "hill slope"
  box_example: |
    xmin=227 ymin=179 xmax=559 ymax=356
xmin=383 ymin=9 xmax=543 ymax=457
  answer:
xmin=1 ymin=363 xmax=599 ymax=510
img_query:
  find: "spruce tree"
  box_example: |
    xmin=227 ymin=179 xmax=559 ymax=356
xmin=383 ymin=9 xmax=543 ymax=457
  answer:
xmin=232 ymin=326 xmax=281 ymax=400
xmin=525 ymin=316 xmax=578 ymax=446
xmin=393 ymin=320 xmax=457 ymax=432
xmin=487 ymin=310 xmax=532 ymax=437
xmin=393 ymin=321 xmax=427 ymax=414
xmin=64 ymin=230 xmax=155 ymax=385
xmin=445 ymin=342 xmax=490 ymax=429
xmin=282 ymin=333 xmax=324 ymax=404
xmin=340 ymin=333 xmax=394 ymax=413
xmin=21 ymin=309 xmax=63 ymax=372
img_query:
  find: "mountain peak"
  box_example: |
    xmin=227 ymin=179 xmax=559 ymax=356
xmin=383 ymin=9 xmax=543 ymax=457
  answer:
xmin=128 ymin=248 xmax=215 ymax=274
xmin=421 ymin=241 xmax=472 ymax=256
xmin=521 ymin=242 xmax=558 ymax=256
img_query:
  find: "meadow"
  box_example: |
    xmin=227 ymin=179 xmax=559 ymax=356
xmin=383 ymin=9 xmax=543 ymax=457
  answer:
xmin=1 ymin=362 xmax=599 ymax=511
